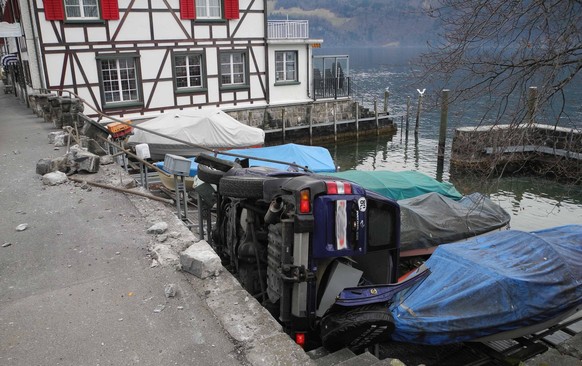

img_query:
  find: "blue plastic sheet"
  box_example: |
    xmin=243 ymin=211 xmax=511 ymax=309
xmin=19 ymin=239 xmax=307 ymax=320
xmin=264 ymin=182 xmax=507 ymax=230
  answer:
xmin=155 ymin=143 xmax=336 ymax=177
xmin=389 ymin=225 xmax=582 ymax=344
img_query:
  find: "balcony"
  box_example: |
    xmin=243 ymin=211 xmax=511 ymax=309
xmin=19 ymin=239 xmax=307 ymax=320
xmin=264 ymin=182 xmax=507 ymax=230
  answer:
xmin=268 ymin=20 xmax=309 ymax=40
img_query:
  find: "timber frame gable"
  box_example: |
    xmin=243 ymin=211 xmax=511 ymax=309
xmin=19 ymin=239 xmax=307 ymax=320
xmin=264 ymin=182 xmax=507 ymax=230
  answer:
xmin=31 ymin=0 xmax=269 ymax=119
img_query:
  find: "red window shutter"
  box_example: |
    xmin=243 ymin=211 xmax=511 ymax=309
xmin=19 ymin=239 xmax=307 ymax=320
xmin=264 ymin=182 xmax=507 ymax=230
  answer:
xmin=43 ymin=0 xmax=64 ymax=21
xmin=101 ymin=0 xmax=120 ymax=20
xmin=180 ymin=0 xmax=196 ymax=20
xmin=224 ymin=0 xmax=240 ymax=20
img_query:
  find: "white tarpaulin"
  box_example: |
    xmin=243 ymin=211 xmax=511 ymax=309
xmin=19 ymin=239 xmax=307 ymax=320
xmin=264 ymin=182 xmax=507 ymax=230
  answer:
xmin=0 ymin=22 xmax=22 ymax=37
xmin=128 ymin=108 xmax=265 ymax=159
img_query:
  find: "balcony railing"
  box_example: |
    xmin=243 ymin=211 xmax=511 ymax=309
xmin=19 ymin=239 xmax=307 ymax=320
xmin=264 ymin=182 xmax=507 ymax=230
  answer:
xmin=313 ymin=77 xmax=351 ymax=100
xmin=268 ymin=20 xmax=309 ymax=39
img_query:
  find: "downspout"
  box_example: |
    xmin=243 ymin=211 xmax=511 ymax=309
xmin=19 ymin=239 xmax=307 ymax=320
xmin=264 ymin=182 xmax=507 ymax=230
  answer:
xmin=306 ymin=43 xmax=310 ymax=99
xmin=26 ymin=0 xmax=45 ymax=90
xmin=263 ymin=0 xmax=269 ymax=105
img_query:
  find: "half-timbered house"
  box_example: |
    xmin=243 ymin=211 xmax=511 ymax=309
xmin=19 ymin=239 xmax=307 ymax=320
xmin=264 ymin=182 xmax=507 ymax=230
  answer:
xmin=6 ymin=0 xmax=333 ymax=122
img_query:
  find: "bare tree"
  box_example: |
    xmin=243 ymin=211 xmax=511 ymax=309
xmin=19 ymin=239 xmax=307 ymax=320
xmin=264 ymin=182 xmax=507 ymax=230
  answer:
xmin=418 ymin=0 xmax=582 ymax=128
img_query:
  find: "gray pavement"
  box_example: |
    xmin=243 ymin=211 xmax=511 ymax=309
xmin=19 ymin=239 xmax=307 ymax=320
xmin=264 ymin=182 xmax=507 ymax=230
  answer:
xmin=0 ymin=90 xmax=247 ymax=365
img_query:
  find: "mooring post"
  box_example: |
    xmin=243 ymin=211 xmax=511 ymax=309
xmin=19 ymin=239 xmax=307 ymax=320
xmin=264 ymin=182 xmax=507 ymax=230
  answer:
xmin=308 ymin=105 xmax=313 ymax=143
xmin=374 ymin=98 xmax=379 ymax=134
xmin=333 ymin=102 xmax=338 ymax=142
xmin=415 ymin=89 xmax=425 ymax=135
xmin=281 ymin=108 xmax=286 ymax=142
xmin=406 ymin=96 xmax=411 ymax=135
xmin=355 ymin=101 xmax=360 ymax=138
xmin=438 ymin=89 xmax=450 ymax=159
xmin=383 ymin=89 xmax=390 ymax=114
xmin=437 ymin=89 xmax=450 ymax=182
xmin=527 ymin=86 xmax=538 ymax=125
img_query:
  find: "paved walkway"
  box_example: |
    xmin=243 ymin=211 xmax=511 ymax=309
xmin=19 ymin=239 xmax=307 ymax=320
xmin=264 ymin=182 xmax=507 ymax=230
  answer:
xmin=0 ymin=88 xmax=246 ymax=365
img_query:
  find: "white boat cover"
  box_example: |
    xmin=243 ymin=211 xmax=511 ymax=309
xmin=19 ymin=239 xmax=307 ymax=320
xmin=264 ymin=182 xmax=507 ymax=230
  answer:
xmin=128 ymin=109 xmax=265 ymax=150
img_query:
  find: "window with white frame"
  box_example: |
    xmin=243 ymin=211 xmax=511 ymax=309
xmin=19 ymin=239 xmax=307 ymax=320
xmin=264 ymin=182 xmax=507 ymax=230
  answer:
xmin=196 ymin=0 xmax=222 ymax=19
xmin=99 ymin=57 xmax=140 ymax=105
xmin=220 ymin=51 xmax=246 ymax=86
xmin=64 ymin=0 xmax=100 ymax=19
xmin=174 ymin=53 xmax=204 ymax=90
xmin=275 ymin=51 xmax=298 ymax=82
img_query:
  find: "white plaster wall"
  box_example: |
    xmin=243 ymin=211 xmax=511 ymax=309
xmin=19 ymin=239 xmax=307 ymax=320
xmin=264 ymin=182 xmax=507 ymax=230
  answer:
xmin=140 ymin=49 xmax=172 ymax=80
xmin=232 ymin=13 xmax=264 ymax=39
xmin=63 ymin=28 xmax=85 ymax=43
xmin=151 ymin=12 xmax=188 ymax=40
xmin=114 ymin=13 xmax=152 ymax=41
xmin=86 ymin=27 xmax=107 ymax=43
xmin=268 ymin=44 xmax=310 ymax=103
xmin=75 ymin=52 xmax=99 ymax=83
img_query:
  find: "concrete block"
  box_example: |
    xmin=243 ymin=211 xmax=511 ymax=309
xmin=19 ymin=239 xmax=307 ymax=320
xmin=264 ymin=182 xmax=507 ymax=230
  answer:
xmin=205 ymin=289 xmax=282 ymax=344
xmin=245 ymin=333 xmax=314 ymax=366
xmin=180 ymin=240 xmax=222 ymax=279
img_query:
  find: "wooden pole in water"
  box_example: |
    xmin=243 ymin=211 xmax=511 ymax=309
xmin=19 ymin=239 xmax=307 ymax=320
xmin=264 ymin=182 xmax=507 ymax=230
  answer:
xmin=437 ymin=89 xmax=449 ymax=182
xmin=281 ymin=108 xmax=286 ymax=142
xmin=374 ymin=98 xmax=379 ymax=134
xmin=527 ymin=86 xmax=538 ymax=125
xmin=438 ymin=89 xmax=449 ymax=160
xmin=333 ymin=102 xmax=338 ymax=142
xmin=355 ymin=101 xmax=360 ymax=138
xmin=405 ymin=96 xmax=411 ymax=135
xmin=415 ymin=89 xmax=425 ymax=135
xmin=383 ymin=89 xmax=390 ymax=114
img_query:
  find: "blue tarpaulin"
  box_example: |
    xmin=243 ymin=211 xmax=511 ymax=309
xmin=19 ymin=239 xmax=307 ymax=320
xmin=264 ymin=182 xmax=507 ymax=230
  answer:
xmin=155 ymin=143 xmax=336 ymax=176
xmin=389 ymin=225 xmax=582 ymax=344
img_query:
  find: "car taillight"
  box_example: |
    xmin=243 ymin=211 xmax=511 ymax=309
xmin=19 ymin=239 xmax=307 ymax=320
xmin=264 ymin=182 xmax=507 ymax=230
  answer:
xmin=326 ymin=181 xmax=352 ymax=194
xmin=299 ymin=189 xmax=311 ymax=213
xmin=295 ymin=332 xmax=306 ymax=348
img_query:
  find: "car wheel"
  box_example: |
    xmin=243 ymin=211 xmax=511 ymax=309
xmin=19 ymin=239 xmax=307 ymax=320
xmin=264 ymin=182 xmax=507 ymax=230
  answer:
xmin=320 ymin=304 xmax=395 ymax=353
xmin=198 ymin=163 xmax=225 ymax=185
xmin=219 ymin=175 xmax=269 ymax=199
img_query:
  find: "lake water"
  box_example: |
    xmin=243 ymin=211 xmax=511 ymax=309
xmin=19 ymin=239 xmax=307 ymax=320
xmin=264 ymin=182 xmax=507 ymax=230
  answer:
xmin=315 ymin=47 xmax=582 ymax=231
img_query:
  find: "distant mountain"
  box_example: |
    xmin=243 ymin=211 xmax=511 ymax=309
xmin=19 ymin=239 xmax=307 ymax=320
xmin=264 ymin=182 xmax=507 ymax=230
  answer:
xmin=267 ymin=0 xmax=440 ymax=47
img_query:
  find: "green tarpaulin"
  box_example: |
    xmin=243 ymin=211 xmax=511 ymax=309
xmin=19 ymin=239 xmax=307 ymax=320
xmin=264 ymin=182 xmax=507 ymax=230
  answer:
xmin=328 ymin=170 xmax=462 ymax=201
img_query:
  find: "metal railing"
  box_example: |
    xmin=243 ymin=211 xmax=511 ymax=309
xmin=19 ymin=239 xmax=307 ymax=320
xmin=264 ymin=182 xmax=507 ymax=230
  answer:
xmin=267 ymin=20 xmax=309 ymax=39
xmin=313 ymin=77 xmax=351 ymax=100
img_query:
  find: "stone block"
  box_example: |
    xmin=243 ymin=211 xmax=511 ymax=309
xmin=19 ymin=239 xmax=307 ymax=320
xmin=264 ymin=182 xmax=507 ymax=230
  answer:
xmin=180 ymin=240 xmax=222 ymax=279
xmin=42 ymin=171 xmax=68 ymax=186
xmin=36 ymin=158 xmax=54 ymax=175
xmin=67 ymin=149 xmax=100 ymax=173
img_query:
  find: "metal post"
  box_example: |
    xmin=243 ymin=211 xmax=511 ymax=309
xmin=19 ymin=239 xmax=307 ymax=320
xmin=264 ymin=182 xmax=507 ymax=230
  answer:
xmin=527 ymin=86 xmax=538 ymax=125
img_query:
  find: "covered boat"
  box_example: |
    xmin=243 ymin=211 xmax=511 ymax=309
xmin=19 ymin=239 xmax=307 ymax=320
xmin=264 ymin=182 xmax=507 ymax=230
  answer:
xmin=328 ymin=170 xmax=462 ymax=201
xmin=399 ymin=192 xmax=511 ymax=255
xmin=154 ymin=143 xmax=336 ymax=190
xmin=128 ymin=109 xmax=265 ymax=160
xmin=389 ymin=225 xmax=582 ymax=344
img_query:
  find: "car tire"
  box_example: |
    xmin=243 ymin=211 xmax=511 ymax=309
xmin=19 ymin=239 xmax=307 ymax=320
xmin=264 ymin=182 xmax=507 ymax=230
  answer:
xmin=198 ymin=163 xmax=225 ymax=185
xmin=320 ymin=304 xmax=395 ymax=353
xmin=219 ymin=175 xmax=269 ymax=199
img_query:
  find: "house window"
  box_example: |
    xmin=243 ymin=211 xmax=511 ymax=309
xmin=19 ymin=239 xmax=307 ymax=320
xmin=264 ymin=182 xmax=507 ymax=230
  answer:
xmin=196 ymin=0 xmax=221 ymax=19
xmin=98 ymin=56 xmax=140 ymax=105
xmin=220 ymin=51 xmax=246 ymax=86
xmin=174 ymin=53 xmax=204 ymax=90
xmin=275 ymin=51 xmax=297 ymax=82
xmin=64 ymin=0 xmax=100 ymax=19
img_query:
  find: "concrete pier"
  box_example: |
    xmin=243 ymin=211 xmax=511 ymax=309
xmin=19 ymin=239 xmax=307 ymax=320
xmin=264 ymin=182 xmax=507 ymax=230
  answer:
xmin=450 ymin=124 xmax=582 ymax=182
